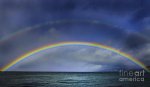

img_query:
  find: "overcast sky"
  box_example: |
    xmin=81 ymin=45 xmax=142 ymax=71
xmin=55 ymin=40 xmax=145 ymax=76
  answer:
xmin=0 ymin=0 xmax=150 ymax=72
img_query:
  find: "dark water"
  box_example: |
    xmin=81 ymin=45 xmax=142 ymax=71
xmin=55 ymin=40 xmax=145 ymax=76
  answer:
xmin=0 ymin=72 xmax=150 ymax=87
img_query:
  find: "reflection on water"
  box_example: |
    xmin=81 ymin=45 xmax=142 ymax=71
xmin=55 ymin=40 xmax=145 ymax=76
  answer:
xmin=0 ymin=72 xmax=149 ymax=87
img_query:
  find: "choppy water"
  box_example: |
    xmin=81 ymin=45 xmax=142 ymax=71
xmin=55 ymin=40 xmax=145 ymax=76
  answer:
xmin=0 ymin=72 xmax=149 ymax=87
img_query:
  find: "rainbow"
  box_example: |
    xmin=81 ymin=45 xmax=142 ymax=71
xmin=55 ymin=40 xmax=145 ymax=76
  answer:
xmin=0 ymin=19 xmax=119 ymax=45
xmin=1 ymin=42 xmax=149 ymax=72
xmin=0 ymin=20 xmax=105 ymax=43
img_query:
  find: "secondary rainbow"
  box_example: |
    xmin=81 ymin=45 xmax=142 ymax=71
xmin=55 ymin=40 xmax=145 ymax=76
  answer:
xmin=1 ymin=41 xmax=149 ymax=72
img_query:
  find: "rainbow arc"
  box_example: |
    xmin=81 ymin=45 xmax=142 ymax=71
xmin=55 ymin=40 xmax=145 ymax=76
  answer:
xmin=1 ymin=41 xmax=149 ymax=72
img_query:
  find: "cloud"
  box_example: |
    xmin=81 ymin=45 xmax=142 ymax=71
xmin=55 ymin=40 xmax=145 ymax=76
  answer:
xmin=10 ymin=45 xmax=140 ymax=71
xmin=123 ymin=33 xmax=149 ymax=50
xmin=0 ymin=0 xmax=150 ymax=71
xmin=132 ymin=43 xmax=150 ymax=65
xmin=0 ymin=0 xmax=146 ymax=39
xmin=131 ymin=7 xmax=150 ymax=23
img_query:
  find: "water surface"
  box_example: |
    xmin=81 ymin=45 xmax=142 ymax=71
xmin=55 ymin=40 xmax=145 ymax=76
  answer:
xmin=0 ymin=72 xmax=149 ymax=87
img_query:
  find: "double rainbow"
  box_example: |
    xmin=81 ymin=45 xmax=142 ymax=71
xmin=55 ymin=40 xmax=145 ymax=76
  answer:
xmin=1 ymin=42 xmax=149 ymax=72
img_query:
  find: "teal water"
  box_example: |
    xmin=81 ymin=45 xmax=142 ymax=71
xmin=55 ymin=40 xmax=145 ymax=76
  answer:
xmin=0 ymin=72 xmax=149 ymax=87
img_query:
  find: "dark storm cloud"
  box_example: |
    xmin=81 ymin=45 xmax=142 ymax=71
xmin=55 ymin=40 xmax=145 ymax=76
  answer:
xmin=131 ymin=7 xmax=150 ymax=22
xmin=82 ymin=0 xmax=143 ymax=11
xmin=142 ymin=54 xmax=150 ymax=64
xmin=133 ymin=44 xmax=150 ymax=65
xmin=0 ymin=0 xmax=145 ymax=11
xmin=122 ymin=33 xmax=150 ymax=66
xmin=124 ymin=33 xmax=149 ymax=50
xmin=1 ymin=0 xmax=150 ymax=39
